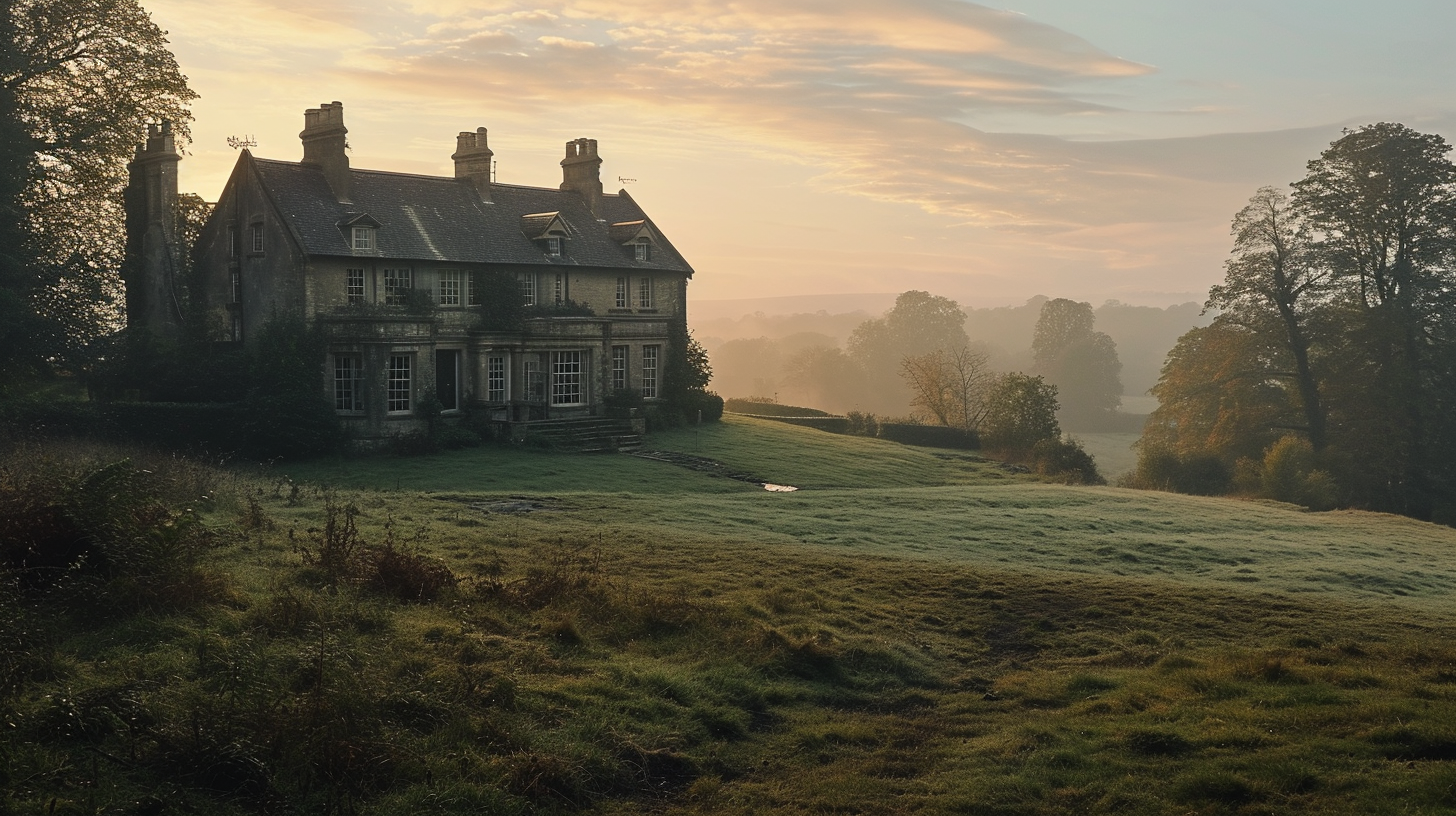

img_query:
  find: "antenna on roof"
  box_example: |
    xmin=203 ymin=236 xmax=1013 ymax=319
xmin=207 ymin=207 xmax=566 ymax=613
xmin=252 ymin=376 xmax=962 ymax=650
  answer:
xmin=618 ymin=176 xmax=636 ymax=186
xmin=227 ymin=135 xmax=257 ymax=150
xmin=493 ymin=159 xmax=498 ymax=183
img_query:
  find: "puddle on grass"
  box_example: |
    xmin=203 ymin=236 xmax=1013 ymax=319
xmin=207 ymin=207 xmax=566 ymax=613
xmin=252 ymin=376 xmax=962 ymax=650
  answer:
xmin=762 ymin=483 xmax=799 ymax=492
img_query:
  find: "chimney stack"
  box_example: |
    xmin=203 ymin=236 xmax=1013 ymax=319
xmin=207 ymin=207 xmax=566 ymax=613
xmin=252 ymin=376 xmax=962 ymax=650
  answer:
xmin=560 ymin=138 xmax=603 ymax=217
xmin=452 ymin=127 xmax=494 ymax=202
xmin=300 ymin=101 xmax=352 ymax=203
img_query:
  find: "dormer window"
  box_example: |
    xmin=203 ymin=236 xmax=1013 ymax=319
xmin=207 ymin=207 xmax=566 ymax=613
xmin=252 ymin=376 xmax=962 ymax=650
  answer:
xmin=352 ymin=226 xmax=375 ymax=252
xmin=520 ymin=212 xmax=569 ymax=258
xmin=339 ymin=213 xmax=383 ymax=254
xmin=610 ymin=220 xmax=661 ymax=263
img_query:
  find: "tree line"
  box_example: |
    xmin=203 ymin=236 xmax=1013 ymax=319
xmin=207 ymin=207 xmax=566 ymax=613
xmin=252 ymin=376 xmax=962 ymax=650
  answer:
xmin=1137 ymin=123 xmax=1456 ymax=524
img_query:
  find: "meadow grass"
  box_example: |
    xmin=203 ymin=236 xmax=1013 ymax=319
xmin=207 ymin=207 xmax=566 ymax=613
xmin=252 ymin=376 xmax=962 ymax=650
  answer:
xmin=6 ymin=418 xmax=1456 ymax=814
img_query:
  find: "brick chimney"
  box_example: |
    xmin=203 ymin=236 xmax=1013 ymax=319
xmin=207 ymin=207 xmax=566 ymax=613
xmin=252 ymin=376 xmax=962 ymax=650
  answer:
xmin=300 ymin=101 xmax=351 ymax=203
xmin=452 ymin=127 xmax=493 ymax=202
xmin=560 ymin=138 xmax=603 ymax=217
xmin=122 ymin=121 xmax=182 ymax=335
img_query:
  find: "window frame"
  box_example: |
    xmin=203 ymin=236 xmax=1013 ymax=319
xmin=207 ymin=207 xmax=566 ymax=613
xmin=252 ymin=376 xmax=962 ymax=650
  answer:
xmin=438 ymin=269 xmax=462 ymax=307
xmin=553 ymin=273 xmax=564 ymax=305
xmin=518 ymin=272 xmax=536 ymax=306
xmin=333 ymin=353 xmax=364 ymax=414
xmin=249 ymin=222 xmax=264 ymax=254
xmin=351 ymin=226 xmax=375 ymax=252
xmin=487 ymin=354 xmax=508 ymax=402
xmin=387 ymin=354 xmax=413 ymax=414
xmin=523 ymin=358 xmax=544 ymax=402
xmin=551 ymin=350 xmax=584 ymax=406
xmin=637 ymin=277 xmax=653 ymax=309
xmin=615 ymin=277 xmax=627 ymax=309
xmin=384 ymin=268 xmax=413 ymax=306
xmin=346 ymin=268 xmax=365 ymax=305
xmin=611 ymin=345 xmax=628 ymax=392
xmin=634 ymin=243 xmax=652 ymax=262
xmin=641 ymin=345 xmax=659 ymax=399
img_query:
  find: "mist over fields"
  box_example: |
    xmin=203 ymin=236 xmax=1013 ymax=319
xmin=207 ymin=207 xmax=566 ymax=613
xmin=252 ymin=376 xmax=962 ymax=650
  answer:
xmin=693 ymin=295 xmax=1210 ymax=416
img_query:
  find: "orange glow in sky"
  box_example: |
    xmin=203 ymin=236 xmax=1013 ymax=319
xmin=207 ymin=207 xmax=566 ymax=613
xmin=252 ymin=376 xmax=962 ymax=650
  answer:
xmin=145 ymin=0 xmax=1456 ymax=309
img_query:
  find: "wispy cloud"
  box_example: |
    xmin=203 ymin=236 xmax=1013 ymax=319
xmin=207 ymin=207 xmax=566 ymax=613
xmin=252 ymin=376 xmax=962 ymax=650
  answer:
xmin=152 ymin=0 xmax=1363 ymax=304
xmin=325 ymin=0 xmax=1202 ymax=229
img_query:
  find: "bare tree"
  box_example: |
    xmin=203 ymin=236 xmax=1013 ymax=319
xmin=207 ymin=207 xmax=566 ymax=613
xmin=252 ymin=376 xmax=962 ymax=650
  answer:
xmin=900 ymin=346 xmax=995 ymax=431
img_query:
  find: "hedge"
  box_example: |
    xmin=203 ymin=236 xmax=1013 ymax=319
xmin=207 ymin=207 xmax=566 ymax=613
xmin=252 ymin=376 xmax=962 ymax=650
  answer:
xmin=736 ymin=414 xmax=849 ymax=434
xmin=875 ymin=423 xmax=979 ymax=450
xmin=723 ymin=399 xmax=830 ymax=417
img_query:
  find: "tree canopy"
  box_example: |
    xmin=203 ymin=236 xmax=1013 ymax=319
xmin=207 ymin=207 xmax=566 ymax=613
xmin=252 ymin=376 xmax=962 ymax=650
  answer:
xmin=1031 ymin=298 xmax=1122 ymax=429
xmin=1144 ymin=123 xmax=1456 ymax=522
xmin=847 ymin=291 xmax=969 ymax=414
xmin=1 ymin=0 xmax=195 ymax=383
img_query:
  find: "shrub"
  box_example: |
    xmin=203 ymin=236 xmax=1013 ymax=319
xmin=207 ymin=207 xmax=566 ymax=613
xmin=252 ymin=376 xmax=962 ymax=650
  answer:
xmin=682 ymin=390 xmax=725 ymax=423
xmin=1132 ymin=446 xmax=1232 ymax=495
xmin=980 ymin=373 xmax=1060 ymax=456
xmin=1031 ymin=437 xmax=1104 ymax=484
xmin=0 ymin=448 xmax=226 ymax=610
xmin=845 ymin=411 xmax=879 ymax=437
xmin=1258 ymin=436 xmax=1341 ymax=510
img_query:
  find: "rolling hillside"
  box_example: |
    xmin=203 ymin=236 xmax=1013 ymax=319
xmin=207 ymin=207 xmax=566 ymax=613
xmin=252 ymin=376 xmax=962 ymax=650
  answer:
xmin=6 ymin=417 xmax=1456 ymax=814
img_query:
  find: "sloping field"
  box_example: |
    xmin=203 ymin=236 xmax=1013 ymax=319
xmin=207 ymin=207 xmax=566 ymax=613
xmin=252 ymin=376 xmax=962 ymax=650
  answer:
xmin=10 ymin=418 xmax=1456 ymax=814
xmin=285 ymin=415 xmax=1456 ymax=610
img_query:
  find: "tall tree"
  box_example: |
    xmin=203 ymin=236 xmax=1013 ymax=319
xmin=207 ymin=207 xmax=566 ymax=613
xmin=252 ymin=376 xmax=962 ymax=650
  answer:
xmin=1031 ymin=298 xmax=1122 ymax=428
xmin=1292 ymin=123 xmax=1456 ymax=518
xmin=847 ymin=291 xmax=968 ymax=414
xmin=1207 ymin=187 xmax=1329 ymax=450
xmin=1 ymin=0 xmax=195 ymax=383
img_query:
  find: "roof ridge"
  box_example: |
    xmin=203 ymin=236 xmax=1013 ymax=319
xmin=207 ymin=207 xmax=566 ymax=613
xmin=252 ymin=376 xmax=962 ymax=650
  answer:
xmin=247 ymin=157 xmax=624 ymax=198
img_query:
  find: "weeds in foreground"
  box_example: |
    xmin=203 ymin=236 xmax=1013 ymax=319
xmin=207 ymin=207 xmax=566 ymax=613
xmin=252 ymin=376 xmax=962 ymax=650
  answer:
xmin=5 ymin=436 xmax=1456 ymax=814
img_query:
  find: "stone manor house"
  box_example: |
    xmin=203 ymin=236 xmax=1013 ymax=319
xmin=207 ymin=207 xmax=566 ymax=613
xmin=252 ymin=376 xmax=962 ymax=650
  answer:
xmin=123 ymin=102 xmax=694 ymax=443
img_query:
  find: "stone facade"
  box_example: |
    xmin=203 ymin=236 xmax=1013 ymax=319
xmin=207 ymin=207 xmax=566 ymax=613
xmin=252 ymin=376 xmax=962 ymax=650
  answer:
xmin=124 ymin=102 xmax=694 ymax=443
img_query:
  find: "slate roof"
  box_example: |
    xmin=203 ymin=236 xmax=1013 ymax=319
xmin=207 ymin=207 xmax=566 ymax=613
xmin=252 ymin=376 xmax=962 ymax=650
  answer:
xmin=248 ymin=155 xmax=693 ymax=274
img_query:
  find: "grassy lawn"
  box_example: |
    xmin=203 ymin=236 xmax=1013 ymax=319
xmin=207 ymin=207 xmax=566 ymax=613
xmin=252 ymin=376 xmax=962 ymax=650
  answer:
xmin=6 ymin=419 xmax=1456 ymax=814
xmin=1072 ymin=431 xmax=1142 ymax=481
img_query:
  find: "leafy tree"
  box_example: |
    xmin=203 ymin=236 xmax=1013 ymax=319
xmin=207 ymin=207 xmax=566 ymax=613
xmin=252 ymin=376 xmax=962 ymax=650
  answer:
xmin=662 ymin=324 xmax=721 ymax=423
xmin=1292 ymin=123 xmax=1456 ymax=518
xmin=1031 ymin=298 xmax=1122 ymax=428
xmin=900 ymin=345 xmax=994 ymax=431
xmin=847 ymin=291 xmax=968 ymax=414
xmin=1 ymin=0 xmax=195 ymax=383
xmin=1208 ymin=186 xmax=1329 ymax=450
xmin=981 ymin=373 xmax=1060 ymax=456
xmin=1031 ymin=298 xmax=1097 ymax=365
xmin=1142 ymin=315 xmax=1301 ymax=464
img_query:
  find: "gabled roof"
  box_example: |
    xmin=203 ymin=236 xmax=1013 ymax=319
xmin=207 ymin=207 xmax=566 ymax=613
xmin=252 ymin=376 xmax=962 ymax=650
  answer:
xmin=246 ymin=156 xmax=693 ymax=274
xmin=609 ymin=220 xmax=659 ymax=244
xmin=520 ymin=212 xmax=566 ymax=239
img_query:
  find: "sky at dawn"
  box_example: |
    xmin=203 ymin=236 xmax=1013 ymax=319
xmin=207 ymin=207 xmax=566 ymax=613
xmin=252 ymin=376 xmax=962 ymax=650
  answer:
xmin=146 ymin=0 xmax=1456 ymax=308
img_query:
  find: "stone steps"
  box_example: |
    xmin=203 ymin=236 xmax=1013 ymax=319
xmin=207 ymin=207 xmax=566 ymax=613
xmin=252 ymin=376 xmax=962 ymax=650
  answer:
xmin=518 ymin=418 xmax=642 ymax=453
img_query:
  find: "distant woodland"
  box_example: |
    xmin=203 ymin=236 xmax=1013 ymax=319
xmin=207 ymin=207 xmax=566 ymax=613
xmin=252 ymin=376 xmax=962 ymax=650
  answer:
xmin=694 ymin=297 xmax=1207 ymax=423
